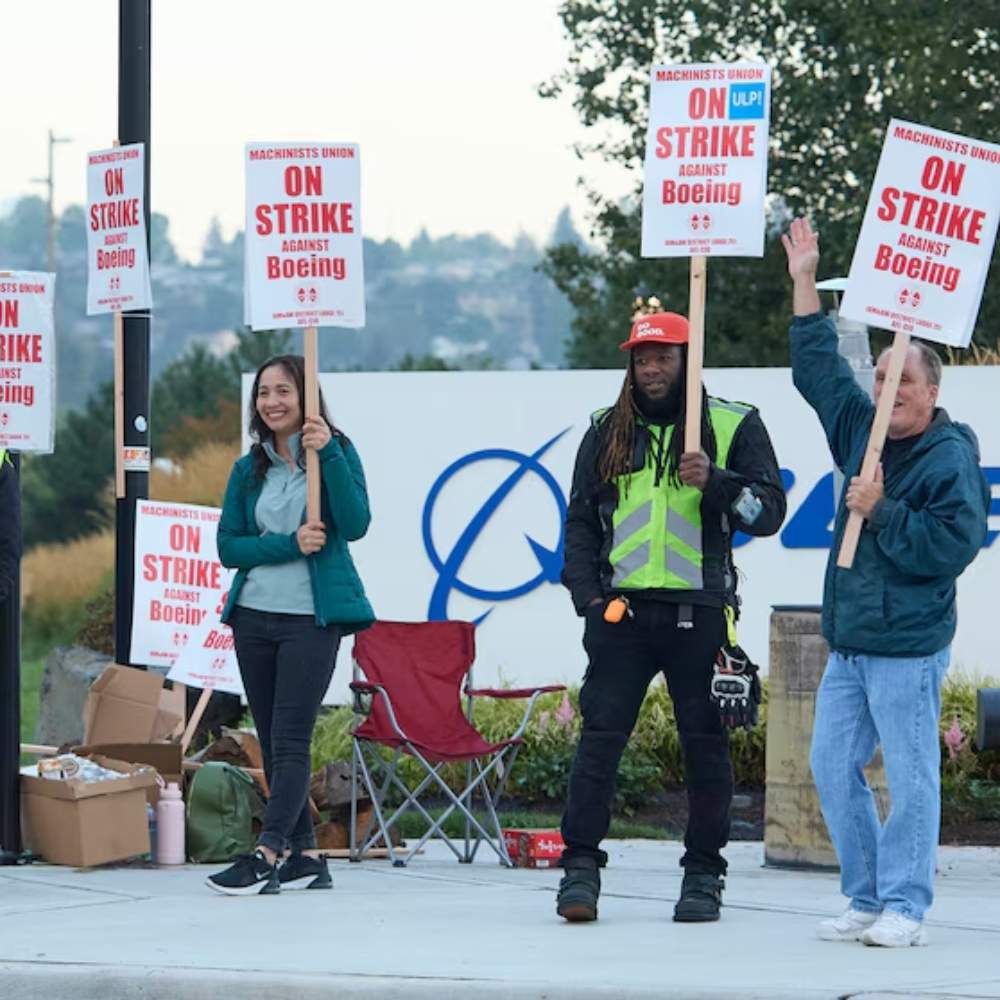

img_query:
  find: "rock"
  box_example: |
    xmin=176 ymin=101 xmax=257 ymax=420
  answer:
xmin=311 ymin=760 xmax=370 ymax=811
xmin=34 ymin=645 xmax=111 ymax=746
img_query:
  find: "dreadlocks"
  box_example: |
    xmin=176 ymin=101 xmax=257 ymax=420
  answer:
xmin=596 ymin=345 xmax=717 ymax=490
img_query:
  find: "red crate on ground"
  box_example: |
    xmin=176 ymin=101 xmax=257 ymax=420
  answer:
xmin=501 ymin=828 xmax=565 ymax=868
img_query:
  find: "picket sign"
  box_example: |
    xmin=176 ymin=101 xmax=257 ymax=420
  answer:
xmin=642 ymin=63 xmax=771 ymax=451
xmin=86 ymin=140 xmax=154 ymax=496
xmin=837 ymin=119 xmax=1000 ymax=567
xmin=244 ymin=142 xmax=366 ymax=515
xmin=0 ymin=270 xmax=56 ymax=454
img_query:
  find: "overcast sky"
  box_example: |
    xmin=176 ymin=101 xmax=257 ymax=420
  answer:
xmin=2 ymin=0 xmax=629 ymax=262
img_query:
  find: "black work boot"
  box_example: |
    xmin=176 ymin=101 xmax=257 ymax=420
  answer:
xmin=673 ymin=871 xmax=724 ymax=922
xmin=556 ymin=863 xmax=601 ymax=922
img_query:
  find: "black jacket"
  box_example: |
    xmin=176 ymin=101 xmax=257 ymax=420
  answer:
xmin=561 ymin=402 xmax=786 ymax=614
xmin=0 ymin=454 xmax=20 ymax=605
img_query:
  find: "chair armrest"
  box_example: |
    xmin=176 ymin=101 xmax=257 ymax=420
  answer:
xmin=465 ymin=684 xmax=566 ymax=699
xmin=350 ymin=681 xmax=382 ymax=694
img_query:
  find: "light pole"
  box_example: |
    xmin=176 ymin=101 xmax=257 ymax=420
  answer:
xmin=31 ymin=129 xmax=72 ymax=274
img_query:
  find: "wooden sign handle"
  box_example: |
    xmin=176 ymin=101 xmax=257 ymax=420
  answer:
xmin=837 ymin=331 xmax=910 ymax=569
xmin=685 ymin=255 xmax=707 ymax=453
xmin=304 ymin=326 xmax=321 ymax=523
xmin=114 ymin=310 xmax=125 ymax=498
xmin=180 ymin=687 xmax=212 ymax=755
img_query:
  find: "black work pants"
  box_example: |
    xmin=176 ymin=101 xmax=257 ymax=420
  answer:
xmin=230 ymin=606 xmax=340 ymax=855
xmin=560 ymin=600 xmax=731 ymax=875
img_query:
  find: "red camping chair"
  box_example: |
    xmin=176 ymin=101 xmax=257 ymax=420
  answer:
xmin=349 ymin=620 xmax=565 ymax=867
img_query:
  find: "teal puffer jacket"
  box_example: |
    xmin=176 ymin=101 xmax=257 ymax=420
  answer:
xmin=217 ymin=435 xmax=375 ymax=633
xmin=790 ymin=312 xmax=989 ymax=657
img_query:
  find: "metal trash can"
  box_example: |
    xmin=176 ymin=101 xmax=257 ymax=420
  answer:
xmin=764 ymin=606 xmax=888 ymax=869
xmin=977 ymin=689 xmax=1000 ymax=751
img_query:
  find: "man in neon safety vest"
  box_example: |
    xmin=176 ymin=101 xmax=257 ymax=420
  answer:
xmin=0 ymin=448 xmax=20 ymax=606
xmin=556 ymin=305 xmax=786 ymax=924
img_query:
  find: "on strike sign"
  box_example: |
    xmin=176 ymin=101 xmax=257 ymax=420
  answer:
xmin=244 ymin=142 xmax=365 ymax=330
xmin=642 ymin=63 xmax=771 ymax=258
xmin=86 ymin=143 xmax=153 ymax=315
xmin=130 ymin=501 xmax=234 ymax=674
xmin=840 ymin=119 xmax=1000 ymax=348
xmin=0 ymin=271 xmax=55 ymax=453
xmin=167 ymin=615 xmax=244 ymax=698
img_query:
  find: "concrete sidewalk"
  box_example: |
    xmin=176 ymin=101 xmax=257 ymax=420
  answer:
xmin=2 ymin=840 xmax=999 ymax=999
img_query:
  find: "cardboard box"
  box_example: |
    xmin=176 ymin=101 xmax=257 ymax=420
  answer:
xmin=21 ymin=755 xmax=157 ymax=867
xmin=502 ymin=828 xmax=565 ymax=869
xmin=74 ymin=742 xmax=184 ymax=806
xmin=83 ymin=665 xmax=184 ymax=744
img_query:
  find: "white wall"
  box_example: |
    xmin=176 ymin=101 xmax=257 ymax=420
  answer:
xmin=245 ymin=368 xmax=1000 ymax=701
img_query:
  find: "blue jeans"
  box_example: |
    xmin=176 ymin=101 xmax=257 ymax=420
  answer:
xmin=809 ymin=647 xmax=950 ymax=922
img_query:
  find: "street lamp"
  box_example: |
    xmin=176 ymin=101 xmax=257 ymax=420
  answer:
xmin=31 ymin=129 xmax=72 ymax=274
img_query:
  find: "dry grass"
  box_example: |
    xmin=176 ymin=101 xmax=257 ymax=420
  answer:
xmin=24 ymin=442 xmax=238 ymax=618
xmin=22 ymin=530 xmax=114 ymax=606
xmin=946 ymin=341 xmax=1000 ymax=365
xmin=150 ymin=441 xmax=238 ymax=507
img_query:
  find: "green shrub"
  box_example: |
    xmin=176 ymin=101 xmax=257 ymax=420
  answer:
xmin=309 ymin=673 xmax=999 ymax=821
xmin=74 ymin=588 xmax=115 ymax=656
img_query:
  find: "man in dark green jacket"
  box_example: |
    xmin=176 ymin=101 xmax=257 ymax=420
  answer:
xmin=0 ymin=449 xmax=20 ymax=606
xmin=783 ymin=217 xmax=989 ymax=949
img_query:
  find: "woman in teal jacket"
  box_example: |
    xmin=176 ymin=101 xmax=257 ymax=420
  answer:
xmin=208 ymin=354 xmax=374 ymax=896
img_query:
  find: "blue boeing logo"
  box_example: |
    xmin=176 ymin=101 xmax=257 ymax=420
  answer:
xmin=422 ymin=430 xmax=570 ymax=622
xmin=422 ymin=433 xmax=1000 ymax=621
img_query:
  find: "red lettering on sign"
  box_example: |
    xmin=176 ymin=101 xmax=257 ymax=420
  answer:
xmin=876 ymin=188 xmax=985 ymax=245
xmin=0 ymin=301 xmax=19 ymax=328
xmin=284 ymin=165 xmax=323 ymax=197
xmin=688 ymin=87 xmax=726 ymax=120
xmin=169 ymin=524 xmax=201 ymax=553
xmin=655 ymin=124 xmax=754 ymax=159
xmin=873 ymin=243 xmax=960 ymax=292
xmin=920 ymin=156 xmax=966 ymax=197
xmin=254 ymin=202 xmax=354 ymax=236
xmin=104 ymin=168 xmax=125 ymax=196
xmin=0 ymin=334 xmax=42 ymax=363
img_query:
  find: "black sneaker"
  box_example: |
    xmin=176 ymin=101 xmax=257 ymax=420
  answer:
xmin=673 ymin=872 xmax=724 ymax=922
xmin=556 ymin=866 xmax=601 ymax=922
xmin=206 ymin=850 xmax=280 ymax=896
xmin=278 ymin=851 xmax=333 ymax=890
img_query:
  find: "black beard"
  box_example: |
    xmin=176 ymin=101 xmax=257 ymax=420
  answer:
xmin=634 ymin=378 xmax=682 ymax=424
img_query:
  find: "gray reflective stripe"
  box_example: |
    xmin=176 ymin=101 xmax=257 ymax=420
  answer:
xmin=666 ymin=508 xmax=700 ymax=552
xmin=612 ymin=539 xmax=651 ymax=586
xmin=613 ymin=499 xmax=652 ymax=549
xmin=666 ymin=547 xmax=703 ymax=589
xmin=710 ymin=399 xmax=752 ymax=416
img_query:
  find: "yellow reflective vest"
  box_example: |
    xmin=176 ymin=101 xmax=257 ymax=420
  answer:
xmin=608 ymin=399 xmax=752 ymax=592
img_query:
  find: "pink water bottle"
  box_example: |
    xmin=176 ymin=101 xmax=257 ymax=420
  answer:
xmin=155 ymin=782 xmax=186 ymax=865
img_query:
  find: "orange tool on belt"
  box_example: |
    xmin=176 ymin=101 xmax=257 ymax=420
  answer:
xmin=603 ymin=595 xmax=632 ymax=623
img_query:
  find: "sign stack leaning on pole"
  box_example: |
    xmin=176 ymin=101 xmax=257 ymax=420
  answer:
xmin=836 ymin=120 xmax=1000 ymax=567
xmin=85 ymin=143 xmax=154 ymax=497
xmin=641 ymin=62 xmax=772 ymax=449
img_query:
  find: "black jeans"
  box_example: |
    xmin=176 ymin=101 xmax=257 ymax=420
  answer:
xmin=561 ymin=600 xmax=732 ymax=875
xmin=230 ymin=606 xmax=341 ymax=854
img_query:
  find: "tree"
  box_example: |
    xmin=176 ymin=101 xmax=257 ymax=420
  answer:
xmin=20 ymin=383 xmax=115 ymax=547
xmin=542 ymin=1 xmax=1000 ymax=365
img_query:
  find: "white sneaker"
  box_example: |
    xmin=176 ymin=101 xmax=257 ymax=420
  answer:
xmin=860 ymin=910 xmax=929 ymax=947
xmin=817 ymin=907 xmax=880 ymax=941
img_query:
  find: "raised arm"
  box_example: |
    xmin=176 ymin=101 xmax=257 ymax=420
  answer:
xmin=783 ymin=216 xmax=874 ymax=471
